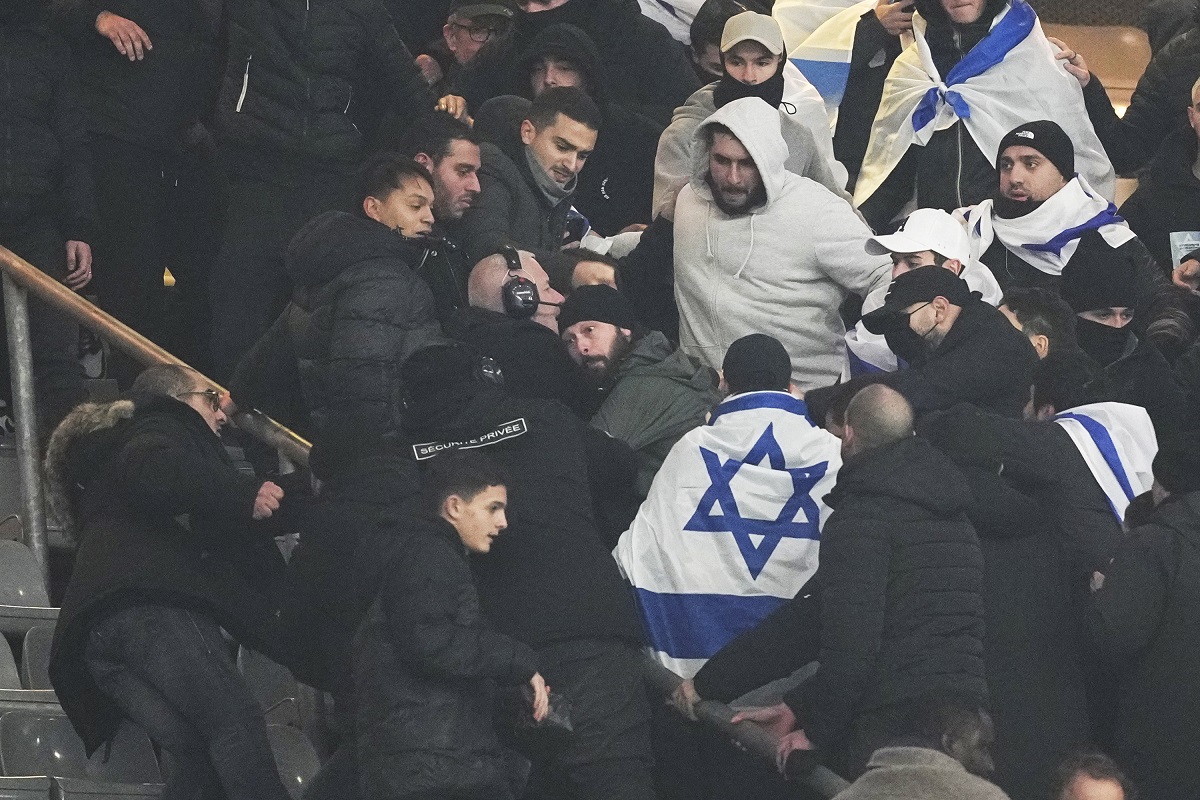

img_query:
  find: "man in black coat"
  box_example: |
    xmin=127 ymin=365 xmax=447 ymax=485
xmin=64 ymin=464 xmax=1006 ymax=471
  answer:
xmin=207 ymin=0 xmax=440 ymax=381
xmin=400 ymin=343 xmax=656 ymax=800
xmin=456 ymin=0 xmax=699 ymax=125
xmin=1088 ymin=440 xmax=1200 ymax=800
xmin=53 ymin=0 xmax=224 ymax=377
xmin=451 ymin=86 xmax=600 ymax=262
xmin=47 ymin=364 xmax=296 ymax=800
xmin=728 ymin=384 xmax=987 ymax=780
xmin=0 ymin=0 xmax=92 ymax=433
xmin=859 ymin=265 xmax=1039 ymax=418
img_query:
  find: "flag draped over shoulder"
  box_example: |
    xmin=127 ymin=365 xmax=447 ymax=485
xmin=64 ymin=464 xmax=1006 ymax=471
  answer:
xmin=613 ymin=392 xmax=841 ymax=678
xmin=1054 ymin=402 xmax=1158 ymax=523
xmin=853 ymin=0 xmax=1114 ymax=207
xmin=784 ymin=0 xmax=877 ymax=113
xmin=774 ymin=0 xmax=868 ymax=55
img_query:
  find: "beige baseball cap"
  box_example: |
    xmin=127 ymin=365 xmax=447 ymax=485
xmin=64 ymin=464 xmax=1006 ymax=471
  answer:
xmin=720 ymin=11 xmax=785 ymax=55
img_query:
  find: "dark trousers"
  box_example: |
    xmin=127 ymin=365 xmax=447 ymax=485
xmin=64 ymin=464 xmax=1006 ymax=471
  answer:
xmin=89 ymin=134 xmax=225 ymax=383
xmin=207 ymin=175 xmax=353 ymax=382
xmin=0 ymin=197 xmax=86 ymax=436
xmin=525 ymin=639 xmax=657 ymax=800
xmin=84 ymin=605 xmax=291 ymax=800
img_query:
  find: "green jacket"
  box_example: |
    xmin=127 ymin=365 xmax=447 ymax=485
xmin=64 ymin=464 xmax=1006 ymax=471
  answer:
xmin=592 ymin=331 xmax=720 ymax=495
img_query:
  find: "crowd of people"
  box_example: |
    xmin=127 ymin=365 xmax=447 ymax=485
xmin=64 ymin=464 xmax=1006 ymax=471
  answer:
xmin=3 ymin=0 xmax=1200 ymax=798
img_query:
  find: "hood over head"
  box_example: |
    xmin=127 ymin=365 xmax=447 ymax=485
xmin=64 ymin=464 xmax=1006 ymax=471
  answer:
xmin=284 ymin=211 xmax=431 ymax=288
xmin=829 ymin=435 xmax=974 ymax=517
xmin=515 ymin=23 xmax=609 ymax=106
xmin=44 ymin=400 xmax=138 ymax=533
xmin=691 ymin=97 xmax=789 ymax=206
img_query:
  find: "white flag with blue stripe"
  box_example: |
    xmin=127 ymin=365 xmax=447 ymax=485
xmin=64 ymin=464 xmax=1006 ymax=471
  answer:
xmin=774 ymin=0 xmax=867 ymax=54
xmin=613 ymin=392 xmax=841 ymax=678
xmin=783 ymin=0 xmax=877 ymax=114
xmin=1054 ymin=402 xmax=1157 ymax=523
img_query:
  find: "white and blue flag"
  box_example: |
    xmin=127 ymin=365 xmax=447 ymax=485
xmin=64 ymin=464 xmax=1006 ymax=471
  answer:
xmin=1054 ymin=402 xmax=1157 ymax=523
xmin=783 ymin=0 xmax=878 ymax=114
xmin=614 ymin=392 xmax=841 ymax=678
xmin=774 ymin=0 xmax=868 ymax=55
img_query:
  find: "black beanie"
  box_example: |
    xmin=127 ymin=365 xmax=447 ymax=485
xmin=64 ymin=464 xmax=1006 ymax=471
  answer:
xmin=1153 ymin=436 xmax=1200 ymax=496
xmin=996 ymin=120 xmax=1075 ymax=181
xmin=1060 ymin=251 xmax=1140 ymax=313
xmin=722 ymin=333 xmax=792 ymax=394
xmin=557 ymin=284 xmax=637 ymax=333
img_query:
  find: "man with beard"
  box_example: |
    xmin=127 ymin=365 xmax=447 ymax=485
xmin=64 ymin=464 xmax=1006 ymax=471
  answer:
xmin=672 ymin=97 xmax=890 ymax=390
xmin=962 ymin=120 xmax=1192 ymax=360
xmin=559 ymin=285 xmax=720 ymax=494
xmin=857 ymin=265 xmax=1038 ymax=417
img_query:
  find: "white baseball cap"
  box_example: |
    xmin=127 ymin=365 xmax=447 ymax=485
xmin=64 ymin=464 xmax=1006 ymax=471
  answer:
xmin=866 ymin=208 xmax=972 ymax=265
xmin=720 ymin=11 xmax=785 ymax=56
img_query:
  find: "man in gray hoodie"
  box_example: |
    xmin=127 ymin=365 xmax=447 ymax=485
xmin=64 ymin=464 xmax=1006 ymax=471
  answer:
xmin=672 ymin=96 xmax=890 ymax=390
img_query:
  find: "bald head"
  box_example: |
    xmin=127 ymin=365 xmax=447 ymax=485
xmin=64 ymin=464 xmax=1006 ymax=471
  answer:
xmin=843 ymin=384 xmax=914 ymax=458
xmin=467 ymin=249 xmax=564 ymax=331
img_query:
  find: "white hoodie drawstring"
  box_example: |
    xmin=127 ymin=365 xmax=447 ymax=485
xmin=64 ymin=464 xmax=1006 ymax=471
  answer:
xmin=734 ymin=214 xmax=755 ymax=278
xmin=705 ymin=205 xmax=714 ymax=258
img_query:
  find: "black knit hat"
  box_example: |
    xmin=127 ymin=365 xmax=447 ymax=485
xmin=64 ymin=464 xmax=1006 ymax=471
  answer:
xmin=861 ymin=266 xmax=973 ymax=334
xmin=1060 ymin=251 xmax=1139 ymax=313
xmin=557 ymin=284 xmax=637 ymax=333
xmin=996 ymin=120 xmax=1075 ymax=180
xmin=1153 ymin=435 xmax=1200 ymax=496
xmin=722 ymin=333 xmax=792 ymax=394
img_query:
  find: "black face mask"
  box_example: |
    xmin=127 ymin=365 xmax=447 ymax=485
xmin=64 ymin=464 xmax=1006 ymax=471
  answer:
xmin=883 ymin=302 xmax=936 ymax=366
xmin=713 ymin=65 xmax=785 ymax=110
xmin=1075 ymin=317 xmax=1133 ymax=367
xmin=991 ymin=192 xmax=1045 ymax=219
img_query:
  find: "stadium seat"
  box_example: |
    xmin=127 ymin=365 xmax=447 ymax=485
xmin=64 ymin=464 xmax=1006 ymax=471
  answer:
xmin=19 ymin=628 xmax=52 ymax=691
xmin=0 ymin=776 xmax=51 ymax=800
xmin=237 ymin=647 xmax=300 ymax=727
xmin=266 ymin=725 xmax=319 ymax=800
xmin=0 ymin=543 xmax=57 ymax=639
xmin=0 ymin=518 xmax=21 ymax=543
xmin=0 ymin=644 xmax=21 ymax=692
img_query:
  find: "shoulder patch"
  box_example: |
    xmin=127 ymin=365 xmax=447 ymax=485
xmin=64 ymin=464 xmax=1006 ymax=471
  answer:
xmin=412 ymin=418 xmax=529 ymax=460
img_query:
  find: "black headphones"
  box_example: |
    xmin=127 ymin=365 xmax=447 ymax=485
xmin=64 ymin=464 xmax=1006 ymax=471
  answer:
xmin=498 ymin=245 xmax=559 ymax=320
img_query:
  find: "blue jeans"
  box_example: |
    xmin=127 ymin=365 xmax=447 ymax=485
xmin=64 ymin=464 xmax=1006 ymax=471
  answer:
xmin=84 ymin=605 xmax=291 ymax=800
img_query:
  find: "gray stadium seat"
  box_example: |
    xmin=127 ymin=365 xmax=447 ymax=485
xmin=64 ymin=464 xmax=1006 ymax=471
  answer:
xmin=0 ymin=643 xmax=22 ymax=691
xmin=237 ymin=647 xmax=299 ymax=727
xmin=0 ymin=776 xmax=51 ymax=800
xmin=266 ymin=725 xmax=319 ymax=800
xmin=0 ymin=543 xmax=57 ymax=639
xmin=18 ymin=628 xmax=51 ymax=691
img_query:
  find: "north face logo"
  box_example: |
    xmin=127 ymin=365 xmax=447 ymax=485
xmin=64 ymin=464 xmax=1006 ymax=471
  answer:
xmin=1015 ymin=130 xmax=1035 ymax=139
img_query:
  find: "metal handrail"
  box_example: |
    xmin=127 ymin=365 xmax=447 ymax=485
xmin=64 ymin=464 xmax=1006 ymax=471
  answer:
xmin=643 ymin=659 xmax=851 ymax=798
xmin=0 ymin=244 xmax=312 ymax=588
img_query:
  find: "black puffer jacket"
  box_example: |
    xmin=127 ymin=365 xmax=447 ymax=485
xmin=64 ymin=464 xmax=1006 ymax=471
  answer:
xmin=286 ymin=211 xmax=444 ymax=439
xmin=53 ymin=0 xmax=222 ymax=149
xmin=854 ymin=0 xmax=1008 ymax=229
xmin=456 ymin=0 xmax=698 ymax=126
xmin=1088 ymin=491 xmax=1200 ymax=800
xmin=48 ymin=396 xmax=290 ymax=754
xmin=1120 ymin=126 xmax=1200 ymax=274
xmin=215 ymin=0 xmax=434 ymax=181
xmin=783 ymin=436 xmax=987 ymax=750
xmin=510 ymin=24 xmax=662 ymax=234
xmin=401 ymin=377 xmax=644 ymax=649
xmin=0 ymin=10 xmax=96 ymax=241
xmin=355 ymin=514 xmax=538 ymax=800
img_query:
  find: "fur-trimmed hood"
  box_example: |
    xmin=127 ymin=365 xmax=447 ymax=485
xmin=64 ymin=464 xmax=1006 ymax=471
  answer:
xmin=44 ymin=400 xmax=136 ymax=533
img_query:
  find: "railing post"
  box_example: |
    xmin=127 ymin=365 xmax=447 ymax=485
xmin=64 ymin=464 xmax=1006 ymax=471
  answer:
xmin=2 ymin=273 xmax=49 ymax=593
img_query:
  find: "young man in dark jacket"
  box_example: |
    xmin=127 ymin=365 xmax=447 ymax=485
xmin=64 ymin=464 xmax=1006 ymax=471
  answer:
xmin=355 ymin=450 xmax=548 ymax=800
xmin=1088 ymin=439 xmax=1200 ymax=800
xmin=47 ymin=364 xmax=296 ymax=800
xmin=400 ymin=343 xmax=656 ymax=800
xmin=730 ymin=384 xmax=987 ymax=780
xmin=0 ymin=0 xmax=93 ymax=433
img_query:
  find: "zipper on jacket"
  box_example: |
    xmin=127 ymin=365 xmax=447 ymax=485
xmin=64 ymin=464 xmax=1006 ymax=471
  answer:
xmin=235 ymin=55 xmax=252 ymax=112
xmin=344 ymin=86 xmax=353 ymax=114
xmin=955 ymin=123 xmax=965 ymax=208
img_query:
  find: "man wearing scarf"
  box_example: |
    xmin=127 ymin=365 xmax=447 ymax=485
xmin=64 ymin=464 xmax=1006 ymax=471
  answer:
xmin=828 ymin=0 xmax=1113 ymax=231
xmin=653 ymin=11 xmax=848 ymax=218
xmin=963 ymin=120 xmax=1193 ymax=360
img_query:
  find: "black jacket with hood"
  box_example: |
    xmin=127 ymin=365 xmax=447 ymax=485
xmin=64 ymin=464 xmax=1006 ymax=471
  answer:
xmin=285 ymin=210 xmax=444 ymax=439
xmin=781 ymin=436 xmax=987 ymax=755
xmin=47 ymin=396 xmax=291 ymax=754
xmin=510 ymin=23 xmax=662 ymax=235
xmin=455 ymin=0 xmax=699 ymax=126
xmin=1120 ymin=126 xmax=1200 ymax=275
xmin=1 ymin=3 xmax=96 ymax=242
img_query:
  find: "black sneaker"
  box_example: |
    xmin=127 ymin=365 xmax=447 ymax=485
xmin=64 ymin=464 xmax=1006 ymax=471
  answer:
xmin=79 ymin=327 xmax=106 ymax=379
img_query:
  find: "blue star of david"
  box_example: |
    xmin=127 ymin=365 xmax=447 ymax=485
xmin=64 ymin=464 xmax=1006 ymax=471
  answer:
xmin=684 ymin=423 xmax=828 ymax=580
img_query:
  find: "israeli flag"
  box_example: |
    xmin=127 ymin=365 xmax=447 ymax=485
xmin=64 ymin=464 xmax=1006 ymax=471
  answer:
xmin=1054 ymin=402 xmax=1157 ymax=523
xmin=614 ymin=392 xmax=841 ymax=678
xmin=784 ymin=0 xmax=877 ymax=113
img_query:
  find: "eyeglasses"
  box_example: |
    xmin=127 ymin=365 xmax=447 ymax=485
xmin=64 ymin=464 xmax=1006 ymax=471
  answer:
xmin=176 ymin=388 xmax=222 ymax=412
xmin=449 ymin=21 xmax=505 ymax=43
